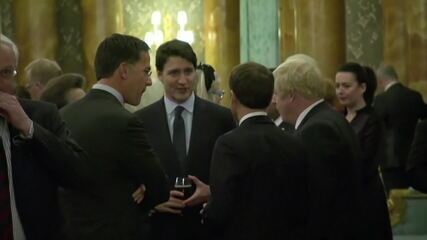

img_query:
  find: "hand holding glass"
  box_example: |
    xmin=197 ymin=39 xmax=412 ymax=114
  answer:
xmin=174 ymin=177 xmax=192 ymax=199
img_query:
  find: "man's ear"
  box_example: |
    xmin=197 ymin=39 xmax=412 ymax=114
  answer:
xmin=230 ymin=90 xmax=238 ymax=104
xmin=361 ymin=83 xmax=367 ymax=93
xmin=288 ymin=92 xmax=296 ymax=102
xmin=118 ymin=62 xmax=128 ymax=79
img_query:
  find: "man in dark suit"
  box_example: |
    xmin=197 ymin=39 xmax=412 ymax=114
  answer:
xmin=274 ymin=54 xmax=363 ymax=240
xmin=374 ymin=65 xmax=427 ymax=191
xmin=135 ymin=39 xmax=235 ymax=240
xmin=60 ymin=33 xmax=169 ymax=240
xmin=0 ymin=34 xmax=88 ymax=239
xmin=204 ymin=62 xmax=308 ymax=240
xmin=407 ymin=119 xmax=427 ymax=193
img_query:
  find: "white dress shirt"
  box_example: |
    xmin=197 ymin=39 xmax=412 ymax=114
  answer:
xmin=239 ymin=111 xmax=268 ymax=126
xmin=274 ymin=116 xmax=283 ymax=127
xmin=93 ymin=83 xmax=124 ymax=104
xmin=0 ymin=118 xmax=26 ymax=240
xmin=384 ymin=81 xmax=399 ymax=92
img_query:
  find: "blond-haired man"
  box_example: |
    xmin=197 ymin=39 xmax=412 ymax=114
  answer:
xmin=24 ymin=58 xmax=62 ymax=100
xmin=274 ymin=54 xmax=363 ymax=240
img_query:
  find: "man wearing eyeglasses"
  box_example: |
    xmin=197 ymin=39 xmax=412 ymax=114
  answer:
xmin=60 ymin=33 xmax=169 ymax=240
xmin=0 ymin=34 xmax=89 ymax=239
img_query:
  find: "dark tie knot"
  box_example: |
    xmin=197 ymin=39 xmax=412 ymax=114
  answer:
xmin=175 ymin=106 xmax=185 ymax=117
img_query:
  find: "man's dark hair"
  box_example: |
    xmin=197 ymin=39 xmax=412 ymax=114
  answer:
xmin=155 ymin=39 xmax=197 ymax=71
xmin=229 ymin=62 xmax=274 ymax=109
xmin=41 ymin=73 xmax=85 ymax=109
xmin=94 ymin=33 xmax=149 ymax=80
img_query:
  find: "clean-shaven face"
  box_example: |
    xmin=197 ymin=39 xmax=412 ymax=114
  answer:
xmin=158 ymin=56 xmax=196 ymax=103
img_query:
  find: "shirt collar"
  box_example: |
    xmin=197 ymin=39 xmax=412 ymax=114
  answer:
xmin=385 ymin=81 xmax=399 ymax=91
xmin=274 ymin=116 xmax=283 ymax=126
xmin=164 ymin=92 xmax=195 ymax=115
xmin=92 ymin=83 xmax=124 ymax=104
xmin=295 ymin=99 xmax=324 ymax=129
xmin=239 ymin=111 xmax=267 ymax=126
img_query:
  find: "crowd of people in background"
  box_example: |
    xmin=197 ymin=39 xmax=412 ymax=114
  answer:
xmin=0 ymin=32 xmax=426 ymax=240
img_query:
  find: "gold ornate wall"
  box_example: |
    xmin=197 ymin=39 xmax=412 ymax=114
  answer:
xmin=405 ymin=1 xmax=427 ymax=100
xmin=13 ymin=0 xmax=58 ymax=85
xmin=384 ymin=0 xmax=427 ymax=99
xmin=279 ymin=0 xmax=346 ymax=81
xmin=204 ymin=0 xmax=240 ymax=107
xmin=80 ymin=0 xmax=124 ymax=87
xmin=123 ymin=0 xmax=204 ymax=63
xmin=1 ymin=0 xmax=426 ymax=100
xmin=383 ymin=0 xmax=407 ymax=84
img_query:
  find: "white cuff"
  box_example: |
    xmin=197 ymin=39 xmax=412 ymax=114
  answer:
xmin=20 ymin=121 xmax=34 ymax=139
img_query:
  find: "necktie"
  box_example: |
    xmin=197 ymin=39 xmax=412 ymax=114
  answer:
xmin=0 ymin=142 xmax=13 ymax=239
xmin=173 ymin=106 xmax=187 ymax=167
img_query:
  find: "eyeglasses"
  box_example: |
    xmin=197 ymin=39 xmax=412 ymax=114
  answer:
xmin=208 ymin=88 xmax=225 ymax=100
xmin=144 ymin=69 xmax=152 ymax=77
xmin=0 ymin=67 xmax=17 ymax=79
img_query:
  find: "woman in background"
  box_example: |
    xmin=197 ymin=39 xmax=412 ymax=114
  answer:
xmin=196 ymin=63 xmax=224 ymax=104
xmin=335 ymin=63 xmax=392 ymax=240
xmin=40 ymin=73 xmax=86 ymax=109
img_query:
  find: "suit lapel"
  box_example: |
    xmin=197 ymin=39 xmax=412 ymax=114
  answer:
xmin=186 ymin=97 xmax=203 ymax=173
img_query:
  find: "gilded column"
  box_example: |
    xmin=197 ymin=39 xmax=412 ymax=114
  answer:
xmin=279 ymin=0 xmax=345 ymax=81
xmin=13 ymin=0 xmax=58 ymax=85
xmin=278 ymin=0 xmax=296 ymax=62
xmin=80 ymin=0 xmax=124 ymax=87
xmin=383 ymin=0 xmax=407 ymax=84
xmin=405 ymin=0 xmax=427 ymax=99
xmin=204 ymin=0 xmax=239 ymax=107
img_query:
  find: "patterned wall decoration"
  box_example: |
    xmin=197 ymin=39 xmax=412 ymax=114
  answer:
xmin=0 ymin=0 xmax=14 ymax=39
xmin=123 ymin=0 xmax=204 ymax=64
xmin=345 ymin=0 xmax=383 ymax=68
xmin=240 ymin=0 xmax=279 ymax=68
xmin=57 ymin=0 xmax=85 ymax=75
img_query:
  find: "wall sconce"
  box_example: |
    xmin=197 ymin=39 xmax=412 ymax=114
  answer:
xmin=144 ymin=10 xmax=194 ymax=47
xmin=144 ymin=11 xmax=164 ymax=47
xmin=176 ymin=11 xmax=194 ymax=45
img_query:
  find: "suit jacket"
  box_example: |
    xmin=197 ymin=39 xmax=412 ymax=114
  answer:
xmin=407 ymin=119 xmax=427 ymax=193
xmin=295 ymin=101 xmax=362 ymax=240
xmin=135 ymin=96 xmax=235 ymax=240
xmin=205 ymin=115 xmax=308 ymax=240
xmin=12 ymin=99 xmax=88 ymax=240
xmin=374 ymin=83 xmax=427 ymax=168
xmin=347 ymin=106 xmax=392 ymax=239
xmin=60 ymin=89 xmax=169 ymax=240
